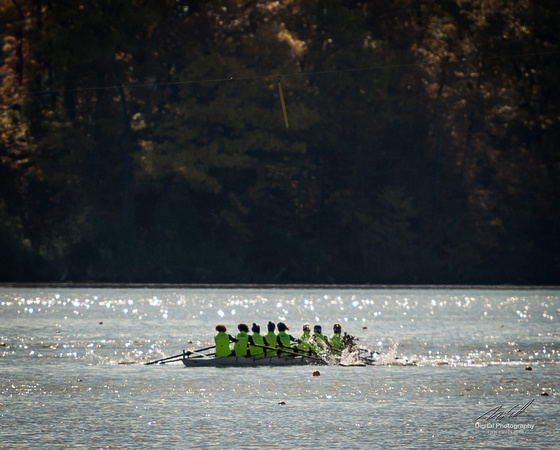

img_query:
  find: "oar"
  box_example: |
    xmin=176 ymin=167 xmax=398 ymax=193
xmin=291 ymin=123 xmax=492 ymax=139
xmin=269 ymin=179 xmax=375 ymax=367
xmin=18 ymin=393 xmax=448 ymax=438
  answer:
xmin=145 ymin=353 xmax=184 ymax=365
xmin=144 ymin=345 xmax=216 ymax=365
xmin=169 ymin=348 xmax=213 ymax=363
xmin=159 ymin=357 xmax=185 ymax=364
xmin=251 ymin=343 xmax=324 ymax=362
xmin=185 ymin=349 xmax=213 ymax=358
xmin=160 ymin=351 xmax=218 ymax=364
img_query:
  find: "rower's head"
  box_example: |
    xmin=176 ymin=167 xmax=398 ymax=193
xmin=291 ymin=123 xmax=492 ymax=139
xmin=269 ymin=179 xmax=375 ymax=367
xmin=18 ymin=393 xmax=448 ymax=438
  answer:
xmin=303 ymin=323 xmax=310 ymax=332
xmin=333 ymin=323 xmax=342 ymax=333
xmin=277 ymin=322 xmax=288 ymax=332
xmin=238 ymin=323 xmax=249 ymax=333
xmin=216 ymin=324 xmax=227 ymax=332
xmin=252 ymin=323 xmax=261 ymax=333
xmin=267 ymin=321 xmax=276 ymax=332
xmin=314 ymin=325 xmax=322 ymax=333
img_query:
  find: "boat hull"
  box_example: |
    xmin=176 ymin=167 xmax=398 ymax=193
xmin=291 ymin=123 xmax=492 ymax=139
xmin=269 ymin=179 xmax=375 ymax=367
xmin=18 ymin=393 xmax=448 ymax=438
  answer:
xmin=181 ymin=355 xmax=326 ymax=367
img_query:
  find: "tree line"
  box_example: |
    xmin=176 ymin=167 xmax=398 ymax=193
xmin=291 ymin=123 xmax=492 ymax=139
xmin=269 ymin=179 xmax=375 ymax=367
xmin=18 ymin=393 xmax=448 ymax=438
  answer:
xmin=1 ymin=0 xmax=559 ymax=284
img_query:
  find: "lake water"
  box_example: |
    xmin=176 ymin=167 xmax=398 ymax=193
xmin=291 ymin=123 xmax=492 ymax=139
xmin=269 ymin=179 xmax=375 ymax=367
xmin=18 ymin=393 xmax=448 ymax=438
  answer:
xmin=1 ymin=287 xmax=558 ymax=448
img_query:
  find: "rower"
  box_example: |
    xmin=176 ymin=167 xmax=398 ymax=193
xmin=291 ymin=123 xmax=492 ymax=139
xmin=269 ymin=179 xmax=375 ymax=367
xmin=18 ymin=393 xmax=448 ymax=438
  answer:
xmin=214 ymin=324 xmax=236 ymax=357
xmin=264 ymin=321 xmax=277 ymax=356
xmin=234 ymin=323 xmax=254 ymax=357
xmin=329 ymin=323 xmax=343 ymax=355
xmin=276 ymin=322 xmax=298 ymax=357
xmin=312 ymin=325 xmax=329 ymax=352
xmin=249 ymin=323 xmax=265 ymax=357
xmin=297 ymin=323 xmax=313 ymax=354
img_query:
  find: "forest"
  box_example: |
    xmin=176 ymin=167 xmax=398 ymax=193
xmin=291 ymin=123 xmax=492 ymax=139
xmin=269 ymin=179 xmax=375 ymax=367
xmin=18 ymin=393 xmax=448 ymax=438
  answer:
xmin=1 ymin=0 xmax=559 ymax=285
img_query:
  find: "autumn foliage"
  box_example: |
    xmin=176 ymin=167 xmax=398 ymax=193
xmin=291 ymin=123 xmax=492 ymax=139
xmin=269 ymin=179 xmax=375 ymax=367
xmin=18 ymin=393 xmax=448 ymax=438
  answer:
xmin=1 ymin=0 xmax=559 ymax=284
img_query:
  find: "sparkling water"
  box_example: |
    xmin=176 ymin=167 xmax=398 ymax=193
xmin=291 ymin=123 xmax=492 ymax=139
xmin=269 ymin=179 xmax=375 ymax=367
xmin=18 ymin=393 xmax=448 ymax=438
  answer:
xmin=1 ymin=288 xmax=558 ymax=448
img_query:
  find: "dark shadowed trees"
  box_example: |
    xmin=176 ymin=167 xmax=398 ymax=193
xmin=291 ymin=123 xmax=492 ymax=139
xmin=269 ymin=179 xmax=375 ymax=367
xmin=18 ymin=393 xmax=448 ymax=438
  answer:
xmin=1 ymin=0 xmax=558 ymax=284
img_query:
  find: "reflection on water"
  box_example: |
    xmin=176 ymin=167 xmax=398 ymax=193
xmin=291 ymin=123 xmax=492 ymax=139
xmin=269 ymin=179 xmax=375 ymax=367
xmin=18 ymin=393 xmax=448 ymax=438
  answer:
xmin=1 ymin=288 xmax=558 ymax=367
xmin=1 ymin=288 xmax=559 ymax=448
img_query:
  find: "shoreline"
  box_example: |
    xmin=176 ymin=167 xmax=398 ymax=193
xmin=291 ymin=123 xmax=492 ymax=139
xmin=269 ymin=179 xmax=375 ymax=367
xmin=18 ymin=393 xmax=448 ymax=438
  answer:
xmin=0 ymin=282 xmax=558 ymax=290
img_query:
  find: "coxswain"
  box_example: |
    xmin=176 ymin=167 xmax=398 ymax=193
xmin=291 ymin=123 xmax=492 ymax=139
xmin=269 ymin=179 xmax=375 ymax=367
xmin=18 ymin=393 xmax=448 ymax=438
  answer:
xmin=312 ymin=325 xmax=329 ymax=351
xmin=234 ymin=323 xmax=254 ymax=357
xmin=297 ymin=323 xmax=313 ymax=354
xmin=249 ymin=323 xmax=265 ymax=357
xmin=264 ymin=321 xmax=277 ymax=356
xmin=342 ymin=331 xmax=358 ymax=351
xmin=214 ymin=324 xmax=236 ymax=357
xmin=329 ymin=323 xmax=343 ymax=355
xmin=276 ymin=322 xmax=298 ymax=357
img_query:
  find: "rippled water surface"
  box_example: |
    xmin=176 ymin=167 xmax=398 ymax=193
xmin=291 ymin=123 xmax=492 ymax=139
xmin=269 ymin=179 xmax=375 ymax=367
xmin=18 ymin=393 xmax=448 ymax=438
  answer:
xmin=1 ymin=287 xmax=559 ymax=448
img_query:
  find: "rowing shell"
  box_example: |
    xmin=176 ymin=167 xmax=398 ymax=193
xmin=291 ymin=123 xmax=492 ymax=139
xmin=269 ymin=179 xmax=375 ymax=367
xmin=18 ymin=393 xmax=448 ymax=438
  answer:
xmin=182 ymin=355 xmax=327 ymax=367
